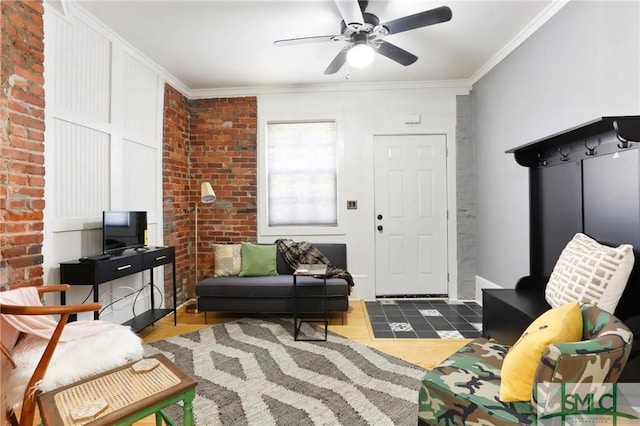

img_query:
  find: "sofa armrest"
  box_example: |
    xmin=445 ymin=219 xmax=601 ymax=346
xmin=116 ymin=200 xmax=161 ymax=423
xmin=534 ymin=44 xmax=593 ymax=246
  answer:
xmin=534 ymin=324 xmax=633 ymax=385
xmin=532 ymin=338 xmax=633 ymax=413
xmin=531 ymin=305 xmax=633 ymax=412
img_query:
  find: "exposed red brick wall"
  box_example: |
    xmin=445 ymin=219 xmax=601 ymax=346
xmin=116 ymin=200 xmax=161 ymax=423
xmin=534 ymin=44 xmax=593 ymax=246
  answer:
xmin=162 ymin=84 xmax=191 ymax=303
xmin=162 ymin=93 xmax=257 ymax=303
xmin=188 ymin=97 xmax=258 ymax=284
xmin=0 ymin=0 xmax=45 ymax=290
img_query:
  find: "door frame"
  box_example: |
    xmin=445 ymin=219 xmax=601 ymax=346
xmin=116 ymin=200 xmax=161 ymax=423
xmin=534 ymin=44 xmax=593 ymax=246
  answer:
xmin=372 ymin=132 xmax=458 ymax=301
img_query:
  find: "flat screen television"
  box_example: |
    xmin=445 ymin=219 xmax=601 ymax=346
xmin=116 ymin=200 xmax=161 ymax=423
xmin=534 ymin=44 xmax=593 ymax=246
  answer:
xmin=102 ymin=211 xmax=148 ymax=255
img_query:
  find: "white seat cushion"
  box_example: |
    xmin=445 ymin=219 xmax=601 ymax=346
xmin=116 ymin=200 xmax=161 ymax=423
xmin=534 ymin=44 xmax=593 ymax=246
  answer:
xmin=1 ymin=325 xmax=143 ymax=411
xmin=545 ymin=233 xmax=634 ymax=314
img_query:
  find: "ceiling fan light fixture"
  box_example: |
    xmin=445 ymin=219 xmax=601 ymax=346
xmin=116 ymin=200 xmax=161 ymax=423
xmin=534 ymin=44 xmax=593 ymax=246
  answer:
xmin=347 ymin=43 xmax=375 ymax=68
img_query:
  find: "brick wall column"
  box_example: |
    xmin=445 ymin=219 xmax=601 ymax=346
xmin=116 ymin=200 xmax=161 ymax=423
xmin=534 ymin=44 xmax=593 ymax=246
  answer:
xmin=188 ymin=97 xmax=257 ymax=285
xmin=1 ymin=0 xmax=46 ymax=289
xmin=162 ymin=84 xmax=191 ymax=304
xmin=162 ymin=93 xmax=257 ymax=304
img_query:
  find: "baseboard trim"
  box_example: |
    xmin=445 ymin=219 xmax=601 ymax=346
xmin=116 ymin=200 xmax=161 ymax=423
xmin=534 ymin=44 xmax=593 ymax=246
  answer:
xmin=475 ymin=276 xmax=502 ymax=306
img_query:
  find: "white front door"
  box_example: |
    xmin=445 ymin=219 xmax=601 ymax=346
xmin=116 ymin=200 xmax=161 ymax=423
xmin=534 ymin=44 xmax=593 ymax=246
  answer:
xmin=374 ymin=134 xmax=448 ymax=296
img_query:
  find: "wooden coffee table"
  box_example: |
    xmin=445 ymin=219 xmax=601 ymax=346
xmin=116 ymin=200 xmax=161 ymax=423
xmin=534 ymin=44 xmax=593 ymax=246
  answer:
xmin=37 ymin=353 xmax=196 ymax=426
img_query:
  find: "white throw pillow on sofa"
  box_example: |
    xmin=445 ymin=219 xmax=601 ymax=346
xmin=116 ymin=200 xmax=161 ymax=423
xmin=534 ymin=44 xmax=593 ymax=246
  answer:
xmin=545 ymin=233 xmax=634 ymax=314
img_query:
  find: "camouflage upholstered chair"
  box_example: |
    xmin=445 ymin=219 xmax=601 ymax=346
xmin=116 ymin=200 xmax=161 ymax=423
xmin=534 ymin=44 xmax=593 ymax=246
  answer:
xmin=417 ymin=304 xmax=633 ymax=425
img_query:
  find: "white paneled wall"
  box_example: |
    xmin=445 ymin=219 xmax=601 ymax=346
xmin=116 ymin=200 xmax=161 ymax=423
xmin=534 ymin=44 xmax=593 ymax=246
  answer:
xmin=51 ymin=12 xmax=111 ymax=123
xmin=43 ymin=4 xmax=167 ymax=323
xmin=122 ymin=140 xmax=157 ymax=213
xmin=123 ymin=53 xmax=159 ymax=144
xmin=52 ymin=120 xmax=110 ymax=219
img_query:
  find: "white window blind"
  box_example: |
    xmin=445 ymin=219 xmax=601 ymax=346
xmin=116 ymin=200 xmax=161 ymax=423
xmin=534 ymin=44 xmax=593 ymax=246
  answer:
xmin=267 ymin=121 xmax=337 ymax=226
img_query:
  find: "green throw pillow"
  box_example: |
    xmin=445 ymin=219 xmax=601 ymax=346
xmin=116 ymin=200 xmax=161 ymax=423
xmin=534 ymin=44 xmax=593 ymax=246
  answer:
xmin=239 ymin=243 xmax=278 ymax=277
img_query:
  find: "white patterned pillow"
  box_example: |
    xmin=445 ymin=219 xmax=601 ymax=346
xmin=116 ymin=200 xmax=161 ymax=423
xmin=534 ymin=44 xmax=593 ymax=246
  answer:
xmin=213 ymin=244 xmax=242 ymax=277
xmin=545 ymin=233 xmax=634 ymax=314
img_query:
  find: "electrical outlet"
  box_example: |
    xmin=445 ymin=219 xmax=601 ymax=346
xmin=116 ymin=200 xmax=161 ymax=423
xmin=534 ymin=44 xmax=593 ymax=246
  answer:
xmin=347 ymin=200 xmax=357 ymax=210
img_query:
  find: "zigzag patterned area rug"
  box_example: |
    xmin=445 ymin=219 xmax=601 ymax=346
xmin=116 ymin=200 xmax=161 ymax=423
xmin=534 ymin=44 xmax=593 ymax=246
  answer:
xmin=143 ymin=318 xmax=427 ymax=425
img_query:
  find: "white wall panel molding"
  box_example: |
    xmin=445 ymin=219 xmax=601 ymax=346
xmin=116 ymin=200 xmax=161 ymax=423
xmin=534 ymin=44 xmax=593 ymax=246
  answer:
xmin=153 ymin=76 xmax=166 ymax=240
xmin=50 ymin=10 xmax=111 ymax=123
xmin=46 ymin=111 xmax=115 ymax=136
xmin=122 ymin=139 xmax=157 ymax=216
xmin=123 ymin=53 xmax=160 ymax=145
xmin=109 ymin=44 xmax=126 ymax=211
xmin=44 ymin=0 xmax=69 ymax=16
xmin=51 ymin=119 xmax=110 ymax=223
xmin=69 ymin=2 xmax=190 ymax=98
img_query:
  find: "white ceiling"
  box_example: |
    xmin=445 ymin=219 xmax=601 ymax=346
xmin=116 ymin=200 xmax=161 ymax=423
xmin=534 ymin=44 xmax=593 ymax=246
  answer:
xmin=75 ymin=0 xmax=562 ymax=92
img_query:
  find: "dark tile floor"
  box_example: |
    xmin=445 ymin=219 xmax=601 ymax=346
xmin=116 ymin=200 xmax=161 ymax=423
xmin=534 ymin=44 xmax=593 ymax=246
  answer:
xmin=365 ymin=299 xmax=483 ymax=338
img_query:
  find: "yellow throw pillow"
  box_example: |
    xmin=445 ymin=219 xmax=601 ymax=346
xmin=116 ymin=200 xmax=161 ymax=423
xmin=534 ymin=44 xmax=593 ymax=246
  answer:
xmin=499 ymin=301 xmax=582 ymax=402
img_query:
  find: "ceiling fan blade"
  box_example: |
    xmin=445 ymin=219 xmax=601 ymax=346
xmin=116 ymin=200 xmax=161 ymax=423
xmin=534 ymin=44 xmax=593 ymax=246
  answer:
xmin=382 ymin=6 xmax=452 ymax=35
xmin=324 ymin=48 xmax=349 ymax=75
xmin=376 ymin=41 xmax=418 ymax=66
xmin=335 ymin=0 xmax=364 ymax=25
xmin=274 ymin=35 xmax=344 ymax=47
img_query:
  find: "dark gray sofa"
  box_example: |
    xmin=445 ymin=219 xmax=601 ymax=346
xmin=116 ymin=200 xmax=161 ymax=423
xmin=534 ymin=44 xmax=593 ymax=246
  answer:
xmin=196 ymin=243 xmax=349 ymax=314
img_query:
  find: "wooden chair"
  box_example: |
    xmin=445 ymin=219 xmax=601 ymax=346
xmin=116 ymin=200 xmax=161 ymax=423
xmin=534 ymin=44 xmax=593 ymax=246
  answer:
xmin=1 ymin=284 xmax=143 ymax=426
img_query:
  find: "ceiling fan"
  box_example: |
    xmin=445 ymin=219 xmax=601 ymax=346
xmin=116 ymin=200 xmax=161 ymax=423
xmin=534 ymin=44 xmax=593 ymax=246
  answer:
xmin=273 ymin=0 xmax=452 ymax=75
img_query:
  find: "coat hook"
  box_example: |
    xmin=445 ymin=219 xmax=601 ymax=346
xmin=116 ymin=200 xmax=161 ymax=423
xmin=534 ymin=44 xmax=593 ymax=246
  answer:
xmin=584 ymin=139 xmax=597 ymax=156
xmin=537 ymin=153 xmax=547 ymax=166
xmin=558 ymin=147 xmax=570 ymax=161
xmin=616 ymin=133 xmax=631 ymax=149
xmin=617 ymin=135 xmax=630 ymax=149
xmin=614 ymin=119 xmax=632 ymax=149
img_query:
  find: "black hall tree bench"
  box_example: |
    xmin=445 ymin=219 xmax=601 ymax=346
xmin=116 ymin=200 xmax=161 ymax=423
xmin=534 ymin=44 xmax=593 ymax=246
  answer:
xmin=482 ymin=116 xmax=640 ymax=382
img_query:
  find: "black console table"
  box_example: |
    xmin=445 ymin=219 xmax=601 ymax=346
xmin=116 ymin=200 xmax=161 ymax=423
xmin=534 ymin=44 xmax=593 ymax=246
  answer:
xmin=59 ymin=246 xmax=176 ymax=333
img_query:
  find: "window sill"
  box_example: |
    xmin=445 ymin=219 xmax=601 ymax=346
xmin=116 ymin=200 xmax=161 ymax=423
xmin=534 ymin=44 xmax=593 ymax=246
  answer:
xmin=259 ymin=225 xmax=345 ymax=238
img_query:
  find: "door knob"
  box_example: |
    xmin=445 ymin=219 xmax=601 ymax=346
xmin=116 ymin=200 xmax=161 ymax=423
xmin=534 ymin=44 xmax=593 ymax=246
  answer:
xmin=377 ymin=225 xmax=383 ymax=231
xmin=377 ymin=214 xmax=383 ymax=220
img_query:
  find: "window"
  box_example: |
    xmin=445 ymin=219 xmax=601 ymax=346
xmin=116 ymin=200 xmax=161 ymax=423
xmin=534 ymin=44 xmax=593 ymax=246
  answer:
xmin=266 ymin=121 xmax=337 ymax=227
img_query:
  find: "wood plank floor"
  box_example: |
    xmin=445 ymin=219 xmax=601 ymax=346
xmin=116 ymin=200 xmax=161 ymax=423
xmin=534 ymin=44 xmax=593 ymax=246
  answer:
xmin=24 ymin=300 xmax=468 ymax=425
